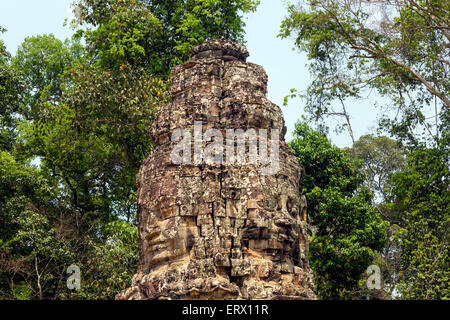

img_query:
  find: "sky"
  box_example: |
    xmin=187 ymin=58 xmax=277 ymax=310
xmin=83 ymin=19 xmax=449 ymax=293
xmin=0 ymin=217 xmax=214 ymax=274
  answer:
xmin=0 ymin=0 xmax=380 ymax=147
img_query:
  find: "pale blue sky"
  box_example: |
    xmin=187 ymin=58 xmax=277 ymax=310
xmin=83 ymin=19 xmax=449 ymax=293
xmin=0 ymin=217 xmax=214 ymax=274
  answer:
xmin=0 ymin=0 xmax=379 ymax=147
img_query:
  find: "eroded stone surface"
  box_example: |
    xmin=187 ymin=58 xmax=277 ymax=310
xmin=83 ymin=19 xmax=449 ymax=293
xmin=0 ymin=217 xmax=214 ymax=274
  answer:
xmin=117 ymin=40 xmax=316 ymax=300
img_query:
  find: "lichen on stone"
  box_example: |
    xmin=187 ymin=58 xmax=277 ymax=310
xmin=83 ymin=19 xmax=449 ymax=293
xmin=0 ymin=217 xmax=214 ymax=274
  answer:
xmin=117 ymin=39 xmax=316 ymax=300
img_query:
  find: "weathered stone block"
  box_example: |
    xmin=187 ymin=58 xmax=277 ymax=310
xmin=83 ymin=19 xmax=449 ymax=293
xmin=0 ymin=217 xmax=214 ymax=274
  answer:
xmin=117 ymin=40 xmax=316 ymax=301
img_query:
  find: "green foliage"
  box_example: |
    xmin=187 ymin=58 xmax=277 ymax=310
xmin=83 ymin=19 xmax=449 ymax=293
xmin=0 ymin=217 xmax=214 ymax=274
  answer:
xmin=0 ymin=150 xmax=53 ymax=251
xmin=64 ymin=62 xmax=170 ymax=169
xmin=280 ymin=0 xmax=449 ymax=148
xmin=348 ymin=134 xmax=407 ymax=298
xmin=1 ymin=2 xmax=448 ymax=301
xmin=61 ymin=220 xmax=138 ymax=300
xmin=1 ymin=1 xmax=259 ymax=300
xmin=20 ymin=63 xmax=170 ymax=225
xmin=389 ymin=146 xmax=449 ymax=299
xmin=0 ymin=149 xmax=72 ymax=299
xmin=74 ymin=0 xmax=260 ymax=76
xmin=0 ymin=148 xmax=138 ymax=300
xmin=290 ymin=122 xmax=387 ymax=299
xmin=351 ymin=134 xmax=406 ymax=203
xmin=281 ymin=1 xmax=449 ymax=300
xmin=11 ymin=282 xmax=32 ymax=300
xmin=0 ymin=33 xmax=22 ymax=152
xmin=12 ymin=34 xmax=84 ymax=120
xmin=74 ymin=0 xmax=163 ymax=72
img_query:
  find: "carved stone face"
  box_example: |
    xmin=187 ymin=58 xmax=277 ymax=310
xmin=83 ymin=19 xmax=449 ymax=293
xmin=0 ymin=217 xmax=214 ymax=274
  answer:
xmin=119 ymin=40 xmax=315 ymax=300
xmin=136 ymin=156 xmax=310 ymax=298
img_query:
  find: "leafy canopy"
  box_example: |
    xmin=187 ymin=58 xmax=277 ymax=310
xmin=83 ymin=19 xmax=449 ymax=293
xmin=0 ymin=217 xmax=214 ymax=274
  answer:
xmin=290 ymin=122 xmax=387 ymax=299
xmin=73 ymin=0 xmax=260 ymax=76
xmin=280 ymin=0 xmax=449 ymax=148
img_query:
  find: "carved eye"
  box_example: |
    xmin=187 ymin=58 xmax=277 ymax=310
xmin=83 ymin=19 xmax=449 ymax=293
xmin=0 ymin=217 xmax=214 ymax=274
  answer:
xmin=229 ymin=188 xmax=240 ymax=200
xmin=286 ymin=198 xmax=294 ymax=214
xmin=276 ymin=199 xmax=282 ymax=210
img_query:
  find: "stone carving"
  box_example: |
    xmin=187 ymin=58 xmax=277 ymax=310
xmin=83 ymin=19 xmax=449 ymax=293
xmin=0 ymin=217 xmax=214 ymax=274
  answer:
xmin=117 ymin=40 xmax=316 ymax=300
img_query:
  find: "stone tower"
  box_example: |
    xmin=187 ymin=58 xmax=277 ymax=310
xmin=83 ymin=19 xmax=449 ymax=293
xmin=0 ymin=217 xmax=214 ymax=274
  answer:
xmin=117 ymin=40 xmax=316 ymax=300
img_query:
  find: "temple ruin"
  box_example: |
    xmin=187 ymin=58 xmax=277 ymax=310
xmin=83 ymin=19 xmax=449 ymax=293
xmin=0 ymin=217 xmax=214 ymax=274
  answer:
xmin=117 ymin=40 xmax=316 ymax=300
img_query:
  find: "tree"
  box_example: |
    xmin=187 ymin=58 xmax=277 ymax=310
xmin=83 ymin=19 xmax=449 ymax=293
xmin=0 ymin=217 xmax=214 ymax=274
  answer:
xmin=385 ymin=112 xmax=449 ymax=299
xmin=0 ymin=28 xmax=22 ymax=152
xmin=1 ymin=1 xmax=261 ymax=300
xmin=60 ymin=220 xmax=138 ymax=300
xmin=389 ymin=146 xmax=449 ymax=299
xmin=0 ymin=149 xmax=75 ymax=300
xmin=73 ymin=0 xmax=260 ymax=76
xmin=20 ymin=62 xmax=170 ymax=225
xmin=1 ymin=30 xmax=71 ymax=300
xmin=351 ymin=134 xmax=406 ymax=204
xmin=280 ymin=2 xmax=449 ymax=299
xmin=12 ymin=34 xmax=84 ymax=120
xmin=348 ymin=134 xmax=407 ymax=297
xmin=279 ymin=0 xmax=449 ymax=149
xmin=0 ymin=147 xmax=139 ymax=299
xmin=290 ymin=122 xmax=387 ymax=299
